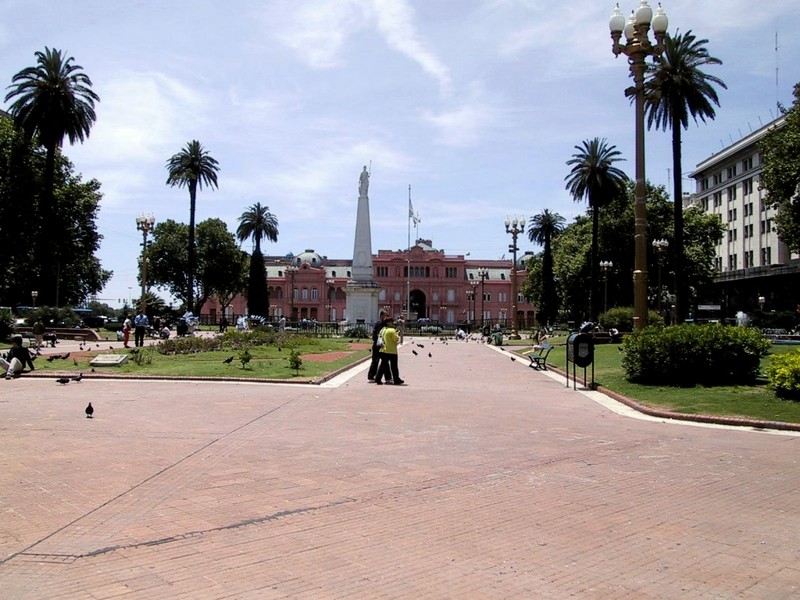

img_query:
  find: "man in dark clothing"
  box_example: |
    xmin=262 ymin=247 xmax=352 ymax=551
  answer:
xmin=2 ymin=336 xmax=35 ymax=379
xmin=367 ymin=311 xmax=391 ymax=383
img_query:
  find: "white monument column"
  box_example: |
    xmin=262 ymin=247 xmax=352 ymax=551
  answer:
xmin=344 ymin=165 xmax=381 ymax=324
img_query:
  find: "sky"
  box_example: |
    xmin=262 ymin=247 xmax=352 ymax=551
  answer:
xmin=2 ymin=0 xmax=799 ymax=309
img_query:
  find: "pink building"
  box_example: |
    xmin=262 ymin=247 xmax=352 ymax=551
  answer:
xmin=201 ymin=240 xmax=536 ymax=328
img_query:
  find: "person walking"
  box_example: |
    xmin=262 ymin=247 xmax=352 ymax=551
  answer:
xmin=122 ymin=314 xmax=132 ymax=348
xmin=2 ymin=336 xmax=35 ymax=379
xmin=32 ymin=319 xmax=45 ymax=350
xmin=133 ymin=311 xmax=149 ymax=347
xmin=367 ymin=310 xmax=388 ymax=382
xmin=375 ymin=317 xmax=404 ymax=386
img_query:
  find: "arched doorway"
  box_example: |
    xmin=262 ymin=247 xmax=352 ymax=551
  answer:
xmin=410 ymin=289 xmax=426 ymax=320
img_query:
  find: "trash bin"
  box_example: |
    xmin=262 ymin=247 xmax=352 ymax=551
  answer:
xmin=483 ymin=326 xmax=490 ymax=337
xmin=567 ymin=332 xmax=594 ymax=368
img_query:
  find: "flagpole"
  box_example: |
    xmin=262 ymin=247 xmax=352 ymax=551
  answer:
xmin=406 ymin=184 xmax=412 ymax=321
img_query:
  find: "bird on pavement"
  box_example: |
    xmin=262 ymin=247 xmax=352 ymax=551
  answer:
xmin=85 ymin=402 xmax=94 ymax=418
xmin=412 ymin=349 xmax=418 ymax=356
xmin=428 ymin=352 xmax=432 ymax=358
xmin=47 ymin=356 xmax=56 ymax=362
xmin=510 ymin=356 xmax=516 ymax=362
xmin=71 ymin=373 xmax=83 ymax=383
xmin=222 ymin=356 xmax=235 ymax=364
xmin=56 ymin=377 xmax=70 ymax=385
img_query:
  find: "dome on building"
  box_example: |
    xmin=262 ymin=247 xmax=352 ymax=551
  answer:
xmin=292 ymin=249 xmax=324 ymax=267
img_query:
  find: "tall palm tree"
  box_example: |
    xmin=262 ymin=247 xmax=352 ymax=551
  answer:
xmin=166 ymin=140 xmax=219 ymax=313
xmin=236 ymin=202 xmax=279 ymax=254
xmin=528 ymin=209 xmax=565 ymax=326
xmin=645 ymin=30 xmax=726 ymax=323
xmin=237 ymin=203 xmax=279 ymax=318
xmin=5 ymin=47 xmax=99 ymax=306
xmin=565 ymin=138 xmax=628 ymax=321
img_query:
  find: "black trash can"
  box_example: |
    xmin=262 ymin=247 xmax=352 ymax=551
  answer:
xmin=567 ymin=332 xmax=594 ymax=368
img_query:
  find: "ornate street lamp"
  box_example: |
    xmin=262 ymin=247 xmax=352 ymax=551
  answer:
xmin=31 ymin=290 xmax=38 ymax=308
xmin=652 ymin=238 xmax=669 ymax=314
xmin=610 ymin=1 xmax=668 ymax=330
xmin=477 ymin=267 xmax=489 ymax=328
xmin=287 ymin=265 xmax=299 ymax=321
xmin=600 ymin=260 xmax=613 ymax=315
xmin=504 ymin=216 xmax=525 ymax=339
xmin=326 ymin=278 xmax=335 ymax=322
xmin=135 ymin=213 xmax=156 ymax=315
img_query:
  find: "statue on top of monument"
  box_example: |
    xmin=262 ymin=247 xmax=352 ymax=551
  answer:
xmin=359 ymin=165 xmax=369 ymax=197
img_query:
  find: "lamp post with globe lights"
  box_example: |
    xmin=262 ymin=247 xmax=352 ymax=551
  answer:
xmin=477 ymin=267 xmax=489 ymax=329
xmin=135 ymin=213 xmax=156 ymax=315
xmin=31 ymin=290 xmax=38 ymax=308
xmin=600 ymin=260 xmax=613 ymax=315
xmin=287 ymin=265 xmax=299 ymax=322
xmin=609 ymin=1 xmax=668 ymax=329
xmin=652 ymin=238 xmax=669 ymax=314
xmin=504 ymin=216 xmax=525 ymax=339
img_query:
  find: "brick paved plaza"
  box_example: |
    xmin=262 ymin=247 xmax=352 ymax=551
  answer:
xmin=1 ymin=338 xmax=799 ymax=599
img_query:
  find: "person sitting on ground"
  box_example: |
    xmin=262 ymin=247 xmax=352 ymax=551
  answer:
xmin=1 ymin=336 xmax=35 ymax=380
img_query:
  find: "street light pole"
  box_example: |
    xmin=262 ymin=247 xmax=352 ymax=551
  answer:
xmin=652 ymin=238 xmax=669 ymax=315
xmin=31 ymin=290 xmax=38 ymax=308
xmin=505 ymin=216 xmax=525 ymax=339
xmin=287 ymin=265 xmax=299 ymax=322
xmin=326 ymin=278 xmax=335 ymax=322
xmin=610 ymin=1 xmax=668 ymax=330
xmin=135 ymin=213 xmax=156 ymax=315
xmin=600 ymin=260 xmax=613 ymax=315
xmin=477 ymin=267 xmax=488 ymax=329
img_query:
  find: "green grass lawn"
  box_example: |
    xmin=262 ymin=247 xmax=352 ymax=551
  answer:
xmin=515 ymin=336 xmax=800 ymax=424
xmin=29 ymin=338 xmax=371 ymax=381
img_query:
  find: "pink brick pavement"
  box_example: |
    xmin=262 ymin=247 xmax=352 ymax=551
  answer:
xmin=1 ymin=337 xmax=799 ymax=599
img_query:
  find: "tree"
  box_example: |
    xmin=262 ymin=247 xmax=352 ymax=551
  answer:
xmin=0 ymin=118 xmax=110 ymax=307
xmin=147 ymin=218 xmax=244 ymax=315
xmin=759 ymin=82 xmax=800 ymax=252
xmin=236 ymin=202 xmax=279 ymax=317
xmin=645 ymin=30 xmax=726 ymax=323
xmin=5 ymin=47 xmax=99 ymax=306
xmin=165 ymin=140 xmax=220 ymax=313
xmin=527 ymin=209 xmax=565 ymax=326
xmin=565 ymin=138 xmax=628 ymax=321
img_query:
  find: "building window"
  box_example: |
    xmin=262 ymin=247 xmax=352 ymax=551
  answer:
xmin=742 ymin=156 xmax=754 ymax=172
xmin=745 ymin=250 xmax=754 ymax=268
xmin=484 ymin=293 xmax=491 ymax=303
xmin=701 ymin=178 xmax=709 ymax=191
xmin=445 ymin=266 xmax=458 ymax=278
xmin=726 ymin=165 xmax=737 ymax=179
xmin=498 ymin=292 xmax=507 ymax=303
xmin=293 ymin=288 xmax=298 ymax=300
xmin=311 ymin=287 xmax=318 ymax=300
xmin=378 ymin=289 xmax=386 ymax=301
xmin=447 ymin=289 xmax=455 ymax=302
xmin=301 ymin=288 xmax=309 ymax=300
xmin=376 ymin=266 xmax=389 ymax=277
xmin=761 ymin=246 xmax=772 ymax=265
xmin=728 ymin=254 xmax=737 ymax=270
xmin=394 ymin=291 xmax=401 ymax=301
xmin=701 ymin=197 xmax=709 ymax=211
xmin=743 ymin=177 xmax=754 ymax=195
xmin=713 ymin=172 xmax=722 ymax=186
xmin=713 ymin=192 xmax=722 ymax=207
xmin=727 ymin=185 xmax=737 ymax=201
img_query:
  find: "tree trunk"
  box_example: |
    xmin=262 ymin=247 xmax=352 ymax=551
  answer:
xmin=672 ymin=115 xmax=686 ymax=324
xmin=39 ymin=145 xmax=57 ymax=306
xmin=591 ymin=204 xmax=599 ymax=322
xmin=188 ymin=182 xmax=197 ymax=314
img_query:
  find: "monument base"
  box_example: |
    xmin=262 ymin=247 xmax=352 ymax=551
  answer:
xmin=344 ymin=281 xmax=381 ymax=325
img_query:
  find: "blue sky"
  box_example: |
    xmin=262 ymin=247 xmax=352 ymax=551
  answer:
xmin=2 ymin=0 xmax=799 ymax=308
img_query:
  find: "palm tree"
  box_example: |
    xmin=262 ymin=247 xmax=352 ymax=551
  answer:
xmin=5 ymin=47 xmax=99 ymax=306
xmin=565 ymin=138 xmax=628 ymax=321
xmin=237 ymin=203 xmax=279 ymax=318
xmin=236 ymin=202 xmax=279 ymax=254
xmin=528 ymin=209 xmax=565 ymax=326
xmin=645 ymin=30 xmax=726 ymax=323
xmin=166 ymin=140 xmax=219 ymax=313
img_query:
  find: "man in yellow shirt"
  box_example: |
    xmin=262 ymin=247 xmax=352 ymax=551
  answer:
xmin=375 ymin=317 xmax=404 ymax=386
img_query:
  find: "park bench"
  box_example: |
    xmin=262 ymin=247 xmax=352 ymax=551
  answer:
xmin=528 ymin=342 xmax=554 ymax=371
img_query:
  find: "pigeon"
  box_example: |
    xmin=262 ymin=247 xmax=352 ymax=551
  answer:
xmin=416 ymin=343 xmax=425 ymax=348
xmin=510 ymin=356 xmax=516 ymax=362
xmin=85 ymin=402 xmax=94 ymax=418
xmin=56 ymin=377 xmax=70 ymax=385
xmin=71 ymin=373 xmax=83 ymax=383
xmin=428 ymin=352 xmax=432 ymax=358
xmin=109 ymin=346 xmax=114 ymax=350
xmin=61 ymin=353 xmax=70 ymax=360
xmin=47 ymin=356 xmax=56 ymax=362
xmin=412 ymin=349 xmax=418 ymax=356
xmin=222 ymin=356 xmax=235 ymax=364
xmin=278 ymin=347 xmax=282 ymax=352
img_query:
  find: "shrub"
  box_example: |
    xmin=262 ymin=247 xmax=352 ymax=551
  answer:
xmin=288 ymin=349 xmax=303 ymax=374
xmin=766 ymin=350 xmax=800 ymax=400
xmin=599 ymin=306 xmax=663 ymax=332
xmin=157 ymin=335 xmax=222 ymax=355
xmin=0 ymin=308 xmax=13 ymax=341
xmin=343 ymin=325 xmax=369 ymax=339
xmin=621 ymin=323 xmax=771 ymax=386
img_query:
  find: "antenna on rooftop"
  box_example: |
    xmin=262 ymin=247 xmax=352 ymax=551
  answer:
xmin=775 ymin=30 xmax=779 ymax=113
